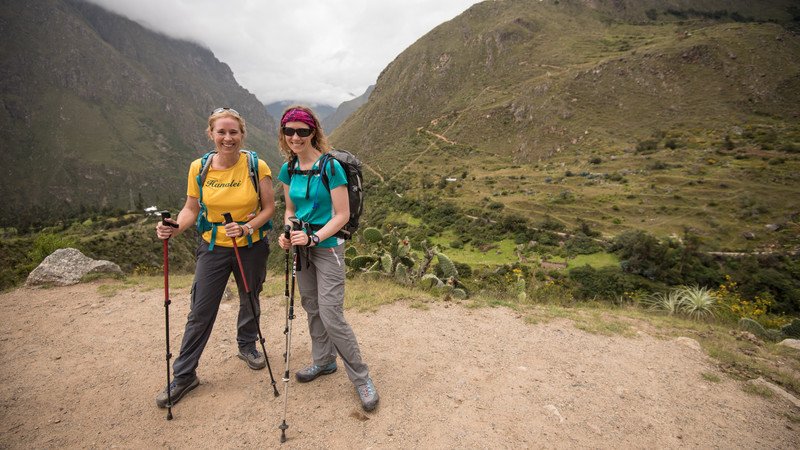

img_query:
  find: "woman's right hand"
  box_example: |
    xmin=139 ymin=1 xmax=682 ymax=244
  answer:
xmin=156 ymin=219 xmax=178 ymax=240
xmin=277 ymin=232 xmax=289 ymax=250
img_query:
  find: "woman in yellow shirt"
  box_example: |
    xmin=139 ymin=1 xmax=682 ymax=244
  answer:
xmin=154 ymin=107 xmax=275 ymax=408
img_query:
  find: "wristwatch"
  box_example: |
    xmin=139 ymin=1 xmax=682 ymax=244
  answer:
xmin=243 ymin=223 xmax=254 ymax=235
xmin=309 ymin=234 xmax=320 ymax=246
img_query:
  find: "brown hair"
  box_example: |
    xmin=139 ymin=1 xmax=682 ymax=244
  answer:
xmin=277 ymin=105 xmax=331 ymax=160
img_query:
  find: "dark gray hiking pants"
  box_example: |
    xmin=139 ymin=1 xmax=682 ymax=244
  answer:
xmin=173 ymin=239 xmax=269 ymax=382
xmin=297 ymin=244 xmax=370 ymax=385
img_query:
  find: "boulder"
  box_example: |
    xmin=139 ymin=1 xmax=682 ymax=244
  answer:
xmin=779 ymin=339 xmax=800 ymax=351
xmin=25 ymin=248 xmax=122 ymax=287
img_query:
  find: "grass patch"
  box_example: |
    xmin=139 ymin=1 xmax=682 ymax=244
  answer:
xmin=572 ymin=312 xmax=637 ymax=337
xmin=742 ymin=382 xmax=775 ymax=399
xmin=430 ymin=237 xmax=520 ymax=265
xmin=385 ymin=211 xmax=422 ymax=226
xmin=701 ymin=372 xmax=721 ymax=383
xmin=95 ymin=274 xmax=194 ymax=297
xmin=344 ymin=277 xmax=433 ymax=312
xmin=568 ymin=252 xmax=619 ymax=269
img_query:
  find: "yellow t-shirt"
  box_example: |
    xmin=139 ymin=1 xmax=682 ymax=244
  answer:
xmin=187 ymin=152 xmax=272 ymax=248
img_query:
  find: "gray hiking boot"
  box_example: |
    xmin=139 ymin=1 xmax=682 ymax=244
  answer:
xmin=356 ymin=377 xmax=379 ymax=412
xmin=295 ymin=361 xmax=337 ymax=383
xmin=238 ymin=347 xmax=267 ymax=370
xmin=155 ymin=376 xmax=199 ymax=408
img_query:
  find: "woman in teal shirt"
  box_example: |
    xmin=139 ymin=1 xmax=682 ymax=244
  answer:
xmin=276 ymin=106 xmax=379 ymax=412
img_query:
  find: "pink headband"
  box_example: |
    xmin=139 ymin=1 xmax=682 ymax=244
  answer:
xmin=280 ymin=108 xmax=316 ymax=129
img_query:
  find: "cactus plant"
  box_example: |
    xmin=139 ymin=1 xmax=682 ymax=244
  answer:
xmin=420 ymin=273 xmax=442 ymax=290
xmin=738 ymin=317 xmax=768 ymax=338
xmin=349 ymin=255 xmax=376 ymax=270
xmin=452 ymin=288 xmax=467 ymax=299
xmin=363 ymin=227 xmax=383 ymax=244
xmin=781 ymin=318 xmax=800 ymax=339
xmin=436 ymin=252 xmax=458 ymax=279
xmin=345 ymin=246 xmax=358 ymax=258
xmin=380 ymin=254 xmax=393 ymax=274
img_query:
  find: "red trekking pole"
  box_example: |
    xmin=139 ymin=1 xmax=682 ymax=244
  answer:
xmin=160 ymin=211 xmax=179 ymax=420
xmin=222 ymin=213 xmax=279 ymax=397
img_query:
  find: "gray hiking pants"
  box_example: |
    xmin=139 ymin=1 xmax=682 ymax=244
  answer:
xmin=297 ymin=244 xmax=370 ymax=385
xmin=173 ymin=239 xmax=269 ymax=382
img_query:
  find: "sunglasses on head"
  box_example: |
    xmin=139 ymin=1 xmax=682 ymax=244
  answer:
xmin=212 ymin=107 xmax=240 ymax=116
xmin=282 ymin=126 xmax=314 ymax=137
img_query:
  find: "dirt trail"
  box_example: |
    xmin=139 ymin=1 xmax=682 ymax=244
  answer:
xmin=1 ymin=281 xmax=797 ymax=448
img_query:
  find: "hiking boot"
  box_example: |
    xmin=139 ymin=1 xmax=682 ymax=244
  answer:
xmin=155 ymin=377 xmax=199 ymax=408
xmin=238 ymin=347 xmax=267 ymax=370
xmin=356 ymin=378 xmax=379 ymax=412
xmin=295 ymin=361 xmax=337 ymax=383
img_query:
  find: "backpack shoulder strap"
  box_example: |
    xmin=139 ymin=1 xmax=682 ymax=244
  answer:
xmin=241 ymin=149 xmax=260 ymax=197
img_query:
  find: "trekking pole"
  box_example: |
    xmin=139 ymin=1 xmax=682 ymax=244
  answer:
xmin=222 ymin=213 xmax=280 ymax=397
xmin=279 ymin=218 xmax=302 ymax=443
xmin=160 ymin=211 xmax=179 ymax=420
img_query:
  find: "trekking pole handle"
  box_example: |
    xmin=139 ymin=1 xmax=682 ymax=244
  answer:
xmin=160 ymin=211 xmax=179 ymax=228
xmin=288 ymin=216 xmax=302 ymax=231
xmin=283 ymin=225 xmax=291 ymax=239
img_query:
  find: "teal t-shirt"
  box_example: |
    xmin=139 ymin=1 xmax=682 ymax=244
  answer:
xmin=278 ymin=155 xmax=347 ymax=248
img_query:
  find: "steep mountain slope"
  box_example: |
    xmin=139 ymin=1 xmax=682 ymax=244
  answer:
xmin=331 ymin=0 xmax=800 ymax=250
xmin=334 ymin=0 xmax=799 ymax=169
xmin=0 ymin=0 xmax=281 ymax=228
xmin=322 ymin=85 xmax=375 ymax=132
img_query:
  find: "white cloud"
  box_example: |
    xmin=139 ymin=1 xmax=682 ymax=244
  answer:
xmin=84 ymin=0 xmax=481 ymax=106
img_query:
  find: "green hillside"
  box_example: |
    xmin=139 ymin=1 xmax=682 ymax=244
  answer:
xmin=0 ymin=0 xmax=282 ymax=229
xmin=332 ymin=0 xmax=800 ymax=253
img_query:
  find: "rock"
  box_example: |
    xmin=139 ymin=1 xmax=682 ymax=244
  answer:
xmin=25 ymin=248 xmax=122 ymax=287
xmin=779 ymin=339 xmax=800 ymax=350
xmin=673 ymin=336 xmax=702 ymax=352
xmin=764 ymin=223 xmax=781 ymax=232
xmin=742 ymin=231 xmax=755 ymax=240
xmin=748 ymin=377 xmax=800 ymax=408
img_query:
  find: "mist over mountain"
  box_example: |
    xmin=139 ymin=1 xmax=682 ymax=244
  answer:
xmin=0 ymin=0 xmax=281 ymax=228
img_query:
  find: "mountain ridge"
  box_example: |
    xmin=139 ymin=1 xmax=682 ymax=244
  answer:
xmin=0 ymin=0 xmax=281 ymax=228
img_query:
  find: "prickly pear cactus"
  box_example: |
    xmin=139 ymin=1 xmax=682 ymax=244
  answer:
xmin=781 ymin=318 xmax=800 ymax=339
xmin=436 ymin=252 xmax=458 ymax=279
xmin=349 ymin=255 xmax=376 ymax=270
xmin=395 ymin=264 xmax=410 ymax=285
xmin=433 ymin=284 xmax=453 ymax=296
xmin=363 ymin=227 xmax=383 ymax=244
xmin=380 ymin=254 xmax=393 ymax=274
xmin=420 ymin=273 xmax=442 ymax=290
xmin=738 ymin=317 xmax=770 ymax=340
xmin=366 ymin=260 xmax=381 ymax=273
xmin=345 ymin=246 xmax=358 ymax=258
xmin=398 ymin=255 xmax=415 ymax=269
xmin=452 ymin=288 xmax=467 ymax=299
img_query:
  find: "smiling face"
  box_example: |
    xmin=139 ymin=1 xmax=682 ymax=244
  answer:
xmin=209 ymin=116 xmax=243 ymax=154
xmin=282 ymin=120 xmax=315 ymax=155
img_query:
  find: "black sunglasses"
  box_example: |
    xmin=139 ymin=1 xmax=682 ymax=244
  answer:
xmin=282 ymin=126 xmax=314 ymax=137
xmin=212 ymin=107 xmax=240 ymax=116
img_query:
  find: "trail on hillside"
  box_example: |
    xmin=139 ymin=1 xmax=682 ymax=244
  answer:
xmin=0 ymin=281 xmax=798 ymax=448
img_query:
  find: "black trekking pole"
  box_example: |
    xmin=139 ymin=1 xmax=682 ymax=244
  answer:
xmin=279 ymin=217 xmax=302 ymax=443
xmin=160 ymin=211 xmax=179 ymax=420
xmin=222 ymin=213 xmax=280 ymax=397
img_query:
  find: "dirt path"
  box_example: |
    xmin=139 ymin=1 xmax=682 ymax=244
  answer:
xmin=1 ymin=281 xmax=797 ymax=448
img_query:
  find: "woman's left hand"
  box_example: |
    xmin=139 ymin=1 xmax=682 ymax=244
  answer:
xmin=288 ymin=230 xmax=311 ymax=247
xmin=224 ymin=222 xmax=243 ymax=238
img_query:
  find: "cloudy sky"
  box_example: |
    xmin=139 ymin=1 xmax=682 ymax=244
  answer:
xmin=85 ymin=0 xmax=481 ymax=107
